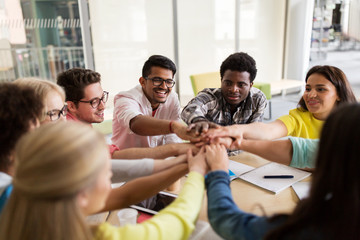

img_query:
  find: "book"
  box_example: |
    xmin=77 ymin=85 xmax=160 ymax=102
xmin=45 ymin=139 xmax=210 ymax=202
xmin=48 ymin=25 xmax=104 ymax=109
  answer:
xmin=238 ymin=162 xmax=311 ymax=194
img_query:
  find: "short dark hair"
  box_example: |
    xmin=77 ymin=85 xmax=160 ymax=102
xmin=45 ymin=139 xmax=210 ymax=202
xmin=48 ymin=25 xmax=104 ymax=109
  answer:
xmin=57 ymin=68 xmax=101 ymax=103
xmin=0 ymin=83 xmax=43 ymax=173
xmin=142 ymin=55 xmax=176 ymax=78
xmin=220 ymin=52 xmax=257 ymax=82
xmin=298 ymin=65 xmax=357 ymax=111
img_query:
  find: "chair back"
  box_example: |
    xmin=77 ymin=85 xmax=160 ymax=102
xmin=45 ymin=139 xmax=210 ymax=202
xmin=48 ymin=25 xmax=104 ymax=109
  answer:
xmin=190 ymin=71 xmax=220 ymax=96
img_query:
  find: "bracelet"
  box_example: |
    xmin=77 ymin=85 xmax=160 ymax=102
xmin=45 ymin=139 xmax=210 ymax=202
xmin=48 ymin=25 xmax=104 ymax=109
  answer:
xmin=169 ymin=121 xmax=174 ymax=133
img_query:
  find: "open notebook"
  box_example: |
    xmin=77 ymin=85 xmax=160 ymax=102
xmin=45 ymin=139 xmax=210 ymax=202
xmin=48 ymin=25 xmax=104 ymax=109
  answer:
xmin=238 ymin=162 xmax=311 ymax=194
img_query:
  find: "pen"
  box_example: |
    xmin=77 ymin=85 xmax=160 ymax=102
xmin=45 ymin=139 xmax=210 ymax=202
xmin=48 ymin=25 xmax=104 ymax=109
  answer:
xmin=263 ymin=175 xmax=294 ymax=179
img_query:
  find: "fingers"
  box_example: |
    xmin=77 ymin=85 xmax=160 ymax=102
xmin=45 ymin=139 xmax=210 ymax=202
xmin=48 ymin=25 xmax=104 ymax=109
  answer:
xmin=186 ymin=123 xmax=196 ymax=132
xmin=174 ymin=154 xmax=187 ymax=163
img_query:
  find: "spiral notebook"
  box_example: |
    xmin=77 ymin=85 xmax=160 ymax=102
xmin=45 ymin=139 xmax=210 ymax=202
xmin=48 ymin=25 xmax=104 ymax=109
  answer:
xmin=238 ymin=162 xmax=311 ymax=194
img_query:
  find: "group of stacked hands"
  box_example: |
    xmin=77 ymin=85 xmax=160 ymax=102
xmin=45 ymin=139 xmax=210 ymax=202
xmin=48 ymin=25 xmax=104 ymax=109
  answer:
xmin=0 ymin=52 xmax=358 ymax=239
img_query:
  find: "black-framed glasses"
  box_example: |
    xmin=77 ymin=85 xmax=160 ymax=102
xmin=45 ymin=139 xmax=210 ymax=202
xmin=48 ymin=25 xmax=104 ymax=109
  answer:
xmin=145 ymin=77 xmax=175 ymax=88
xmin=78 ymin=91 xmax=109 ymax=109
xmin=46 ymin=104 xmax=68 ymax=121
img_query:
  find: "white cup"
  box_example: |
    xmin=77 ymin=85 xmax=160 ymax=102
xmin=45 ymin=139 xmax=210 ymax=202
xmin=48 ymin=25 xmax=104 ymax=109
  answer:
xmin=117 ymin=208 xmax=138 ymax=226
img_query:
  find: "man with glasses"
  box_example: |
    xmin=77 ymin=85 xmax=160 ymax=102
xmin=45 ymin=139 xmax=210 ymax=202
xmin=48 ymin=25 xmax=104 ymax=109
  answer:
xmin=57 ymin=67 xmax=197 ymax=159
xmin=112 ymin=55 xmax=197 ymax=150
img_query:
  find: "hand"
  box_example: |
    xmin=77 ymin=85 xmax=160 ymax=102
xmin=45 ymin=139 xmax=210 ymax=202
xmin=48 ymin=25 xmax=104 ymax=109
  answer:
xmin=172 ymin=121 xmax=202 ymax=142
xmin=171 ymin=154 xmax=187 ymax=164
xmin=176 ymin=143 xmax=200 ymax=155
xmin=187 ymin=147 xmax=208 ymax=176
xmin=212 ymin=137 xmax=243 ymax=151
xmin=205 ymin=144 xmax=229 ymax=171
xmin=203 ymin=125 xmax=244 ymax=143
xmin=187 ymin=121 xmax=220 ymax=136
xmin=211 ymin=137 xmax=233 ymax=149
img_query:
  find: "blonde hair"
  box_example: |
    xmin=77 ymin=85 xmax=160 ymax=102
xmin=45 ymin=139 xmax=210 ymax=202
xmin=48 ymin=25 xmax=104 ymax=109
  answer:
xmin=13 ymin=78 xmax=66 ymax=120
xmin=0 ymin=121 xmax=108 ymax=240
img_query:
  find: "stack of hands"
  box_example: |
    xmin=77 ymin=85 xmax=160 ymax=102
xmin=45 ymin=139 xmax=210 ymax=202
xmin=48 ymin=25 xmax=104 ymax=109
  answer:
xmin=186 ymin=144 xmax=229 ymax=177
xmin=173 ymin=120 xmax=243 ymax=151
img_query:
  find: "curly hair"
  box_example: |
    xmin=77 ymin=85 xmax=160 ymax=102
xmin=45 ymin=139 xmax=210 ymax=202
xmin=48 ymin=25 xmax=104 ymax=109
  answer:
xmin=220 ymin=52 xmax=257 ymax=82
xmin=142 ymin=55 xmax=176 ymax=78
xmin=57 ymin=68 xmax=101 ymax=104
xmin=0 ymin=83 xmax=43 ymax=173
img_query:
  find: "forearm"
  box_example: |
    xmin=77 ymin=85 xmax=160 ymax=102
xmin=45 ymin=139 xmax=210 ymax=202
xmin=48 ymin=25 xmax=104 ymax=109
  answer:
xmin=130 ymin=115 xmax=171 ymax=136
xmin=240 ymin=139 xmax=293 ymax=165
xmin=237 ymin=121 xmax=287 ymax=140
xmin=111 ymin=172 xmax=205 ymax=240
xmin=100 ymin=163 xmax=188 ymax=212
xmin=206 ymin=171 xmax=270 ymax=239
xmin=112 ymin=144 xmax=178 ymax=160
xmin=152 ymin=155 xmax=186 ymax=173
xmin=111 ymin=159 xmax=154 ymax=183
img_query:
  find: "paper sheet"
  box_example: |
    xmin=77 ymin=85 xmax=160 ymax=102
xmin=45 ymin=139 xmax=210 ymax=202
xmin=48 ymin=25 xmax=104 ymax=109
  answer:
xmin=291 ymin=181 xmax=311 ymax=200
xmin=238 ymin=162 xmax=311 ymax=194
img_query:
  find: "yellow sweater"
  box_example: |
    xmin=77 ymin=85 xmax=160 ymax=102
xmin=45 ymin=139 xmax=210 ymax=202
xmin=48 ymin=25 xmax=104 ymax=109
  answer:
xmin=93 ymin=171 xmax=205 ymax=240
xmin=278 ymin=108 xmax=324 ymax=139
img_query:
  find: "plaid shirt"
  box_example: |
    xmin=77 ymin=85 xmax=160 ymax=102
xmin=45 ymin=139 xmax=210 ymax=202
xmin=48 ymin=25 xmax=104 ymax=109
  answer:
xmin=181 ymin=87 xmax=267 ymax=126
xmin=181 ymin=87 xmax=267 ymax=156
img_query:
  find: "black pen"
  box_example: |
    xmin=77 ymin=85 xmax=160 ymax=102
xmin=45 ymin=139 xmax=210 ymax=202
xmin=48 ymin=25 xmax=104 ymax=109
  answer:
xmin=263 ymin=175 xmax=294 ymax=179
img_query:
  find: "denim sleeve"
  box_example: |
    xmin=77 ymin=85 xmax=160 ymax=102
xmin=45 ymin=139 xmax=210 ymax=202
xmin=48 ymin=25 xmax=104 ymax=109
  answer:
xmin=206 ymin=171 xmax=282 ymax=240
xmin=289 ymin=137 xmax=319 ymax=168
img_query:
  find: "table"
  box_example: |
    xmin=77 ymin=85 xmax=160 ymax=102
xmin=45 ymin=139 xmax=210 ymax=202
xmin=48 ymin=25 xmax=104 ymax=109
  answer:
xmin=87 ymin=151 xmax=309 ymax=226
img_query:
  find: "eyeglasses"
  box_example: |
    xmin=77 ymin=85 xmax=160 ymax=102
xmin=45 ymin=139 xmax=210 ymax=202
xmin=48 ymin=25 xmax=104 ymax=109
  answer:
xmin=46 ymin=104 xmax=68 ymax=121
xmin=78 ymin=91 xmax=109 ymax=109
xmin=145 ymin=77 xmax=175 ymax=88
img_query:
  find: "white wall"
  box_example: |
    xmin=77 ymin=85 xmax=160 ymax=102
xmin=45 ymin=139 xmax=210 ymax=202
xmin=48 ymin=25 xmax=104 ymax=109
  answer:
xmin=177 ymin=0 xmax=235 ymax=104
xmin=283 ymin=0 xmax=314 ymax=81
xmin=89 ymin=0 xmax=174 ymax=96
xmin=238 ymin=0 xmax=286 ymax=84
xmin=88 ymin=0 xmax=288 ymax=106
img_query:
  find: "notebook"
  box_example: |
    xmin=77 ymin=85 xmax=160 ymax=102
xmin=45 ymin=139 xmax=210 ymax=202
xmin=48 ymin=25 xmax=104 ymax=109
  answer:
xmin=228 ymin=160 xmax=255 ymax=181
xmin=238 ymin=162 xmax=311 ymax=194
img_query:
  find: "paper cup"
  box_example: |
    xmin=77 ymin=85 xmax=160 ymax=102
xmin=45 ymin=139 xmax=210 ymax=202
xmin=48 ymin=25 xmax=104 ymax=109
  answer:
xmin=117 ymin=208 xmax=138 ymax=226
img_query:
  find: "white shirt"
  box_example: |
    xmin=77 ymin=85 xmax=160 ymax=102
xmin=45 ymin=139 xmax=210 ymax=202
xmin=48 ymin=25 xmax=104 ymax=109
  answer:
xmin=111 ymin=159 xmax=154 ymax=183
xmin=111 ymin=85 xmax=182 ymax=149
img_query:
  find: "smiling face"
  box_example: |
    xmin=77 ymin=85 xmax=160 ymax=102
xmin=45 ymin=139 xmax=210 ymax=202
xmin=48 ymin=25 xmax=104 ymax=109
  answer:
xmin=140 ymin=66 xmax=174 ymax=109
xmin=303 ymin=73 xmax=339 ymax=120
xmin=221 ymin=70 xmax=253 ymax=111
xmin=68 ymin=82 xmax=105 ymax=123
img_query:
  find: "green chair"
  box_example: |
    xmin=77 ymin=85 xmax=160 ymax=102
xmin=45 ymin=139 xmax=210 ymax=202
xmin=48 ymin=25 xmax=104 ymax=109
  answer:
xmin=190 ymin=72 xmax=220 ymax=96
xmin=253 ymin=82 xmax=272 ymax=120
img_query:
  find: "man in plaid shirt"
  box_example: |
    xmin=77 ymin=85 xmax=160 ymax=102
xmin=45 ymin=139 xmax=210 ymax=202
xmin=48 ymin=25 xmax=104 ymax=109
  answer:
xmin=181 ymin=52 xmax=267 ymax=154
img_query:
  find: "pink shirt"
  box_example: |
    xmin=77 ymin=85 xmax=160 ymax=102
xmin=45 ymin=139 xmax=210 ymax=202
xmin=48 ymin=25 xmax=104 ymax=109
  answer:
xmin=66 ymin=112 xmax=119 ymax=155
xmin=111 ymin=85 xmax=182 ymax=149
